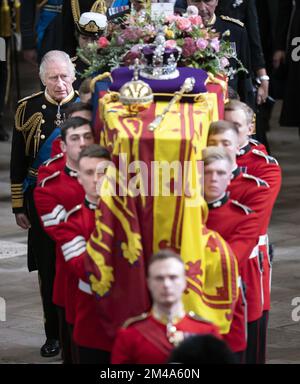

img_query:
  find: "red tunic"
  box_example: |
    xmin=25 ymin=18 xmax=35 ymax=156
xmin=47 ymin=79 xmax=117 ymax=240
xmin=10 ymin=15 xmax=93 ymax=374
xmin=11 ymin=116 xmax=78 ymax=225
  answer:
xmin=206 ymin=195 xmax=259 ymax=352
xmin=37 ymin=152 xmax=66 ymax=184
xmin=227 ymin=168 xmax=271 ymax=322
xmin=34 ymin=166 xmax=84 ymax=319
xmin=50 ymin=136 xmax=63 ymax=158
xmin=55 ymin=201 xmax=111 ymax=350
xmin=111 ymin=313 xmax=221 ymax=364
xmin=237 ymin=145 xmax=282 ymax=311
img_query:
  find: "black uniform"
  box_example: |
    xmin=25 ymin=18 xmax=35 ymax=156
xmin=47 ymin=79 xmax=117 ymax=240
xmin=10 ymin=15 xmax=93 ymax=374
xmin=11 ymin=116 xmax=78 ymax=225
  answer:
xmin=62 ymin=0 xmax=97 ymax=57
xmin=72 ymin=56 xmax=89 ymax=90
xmin=216 ymin=0 xmax=271 ymax=149
xmin=20 ymin=0 xmax=63 ymax=62
xmin=216 ymin=0 xmax=265 ymax=72
xmin=212 ymin=15 xmax=255 ymax=108
xmin=10 ymin=89 xmax=77 ymax=341
xmin=275 ymin=0 xmax=300 ymax=127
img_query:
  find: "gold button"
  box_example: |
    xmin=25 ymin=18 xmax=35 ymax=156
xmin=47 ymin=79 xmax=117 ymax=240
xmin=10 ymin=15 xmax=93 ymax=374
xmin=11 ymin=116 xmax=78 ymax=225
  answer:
xmin=42 ymin=104 xmax=46 ymax=109
xmin=42 ymin=119 xmax=45 ymax=124
xmin=41 ymin=134 xmax=45 ymax=139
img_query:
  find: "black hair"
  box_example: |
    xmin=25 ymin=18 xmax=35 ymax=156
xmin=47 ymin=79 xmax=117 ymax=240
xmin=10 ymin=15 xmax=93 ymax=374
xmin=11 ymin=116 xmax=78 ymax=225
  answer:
xmin=60 ymin=116 xmax=92 ymax=142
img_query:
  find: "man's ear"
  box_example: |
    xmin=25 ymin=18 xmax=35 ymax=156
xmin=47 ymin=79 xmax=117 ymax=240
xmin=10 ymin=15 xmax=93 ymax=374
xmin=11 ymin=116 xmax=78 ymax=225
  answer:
xmin=249 ymin=122 xmax=255 ymax=135
xmin=60 ymin=139 xmax=66 ymax=153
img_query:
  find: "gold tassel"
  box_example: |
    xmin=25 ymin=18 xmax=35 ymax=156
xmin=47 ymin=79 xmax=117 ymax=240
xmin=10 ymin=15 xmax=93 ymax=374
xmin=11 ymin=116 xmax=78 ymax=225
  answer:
xmin=0 ymin=0 xmax=11 ymax=37
xmin=91 ymin=0 xmax=107 ymax=15
xmin=14 ymin=0 xmax=21 ymax=33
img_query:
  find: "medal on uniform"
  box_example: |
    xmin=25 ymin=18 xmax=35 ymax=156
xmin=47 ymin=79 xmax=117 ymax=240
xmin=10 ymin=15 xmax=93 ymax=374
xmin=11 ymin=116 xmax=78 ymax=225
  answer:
xmin=54 ymin=105 xmax=65 ymax=127
xmin=232 ymin=0 xmax=243 ymax=8
xmin=166 ymin=322 xmax=184 ymax=347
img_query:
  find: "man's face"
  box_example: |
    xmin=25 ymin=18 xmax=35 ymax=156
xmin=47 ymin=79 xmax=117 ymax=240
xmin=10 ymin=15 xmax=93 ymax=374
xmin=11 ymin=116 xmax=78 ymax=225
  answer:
xmin=147 ymin=258 xmax=186 ymax=308
xmin=78 ymin=34 xmax=98 ymax=49
xmin=207 ymin=130 xmax=239 ymax=163
xmin=61 ymin=125 xmax=94 ymax=165
xmin=204 ymin=159 xmax=231 ymax=202
xmin=78 ymin=157 xmax=107 ymax=201
xmin=70 ymin=110 xmax=92 ymax=121
xmin=224 ymin=109 xmax=252 ymax=148
xmin=43 ymin=60 xmax=75 ymax=102
xmin=187 ymin=0 xmax=218 ymax=25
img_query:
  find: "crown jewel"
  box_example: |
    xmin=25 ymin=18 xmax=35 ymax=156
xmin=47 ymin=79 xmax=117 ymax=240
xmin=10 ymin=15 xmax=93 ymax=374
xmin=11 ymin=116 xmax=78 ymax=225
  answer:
xmin=139 ymin=31 xmax=182 ymax=80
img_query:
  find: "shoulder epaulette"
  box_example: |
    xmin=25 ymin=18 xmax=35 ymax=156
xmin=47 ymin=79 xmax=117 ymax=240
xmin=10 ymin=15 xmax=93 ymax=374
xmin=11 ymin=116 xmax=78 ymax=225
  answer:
xmin=64 ymin=204 xmax=82 ymax=222
xmin=122 ymin=312 xmax=149 ymax=328
xmin=40 ymin=171 xmax=60 ymax=187
xmin=220 ymin=15 xmax=244 ymax=27
xmin=43 ymin=153 xmax=64 ymax=166
xmin=252 ymin=149 xmax=279 ymax=165
xmin=231 ymin=200 xmax=253 ymax=215
xmin=249 ymin=138 xmax=260 ymax=146
xmin=187 ymin=311 xmax=213 ymax=324
xmin=18 ymin=91 xmax=44 ymax=104
xmin=242 ymin=173 xmax=269 ymax=188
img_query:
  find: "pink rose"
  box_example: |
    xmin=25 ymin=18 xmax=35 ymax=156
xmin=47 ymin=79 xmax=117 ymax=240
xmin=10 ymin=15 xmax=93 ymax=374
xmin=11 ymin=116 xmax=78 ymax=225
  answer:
xmin=98 ymin=36 xmax=110 ymax=49
xmin=182 ymin=37 xmax=197 ymax=58
xmin=165 ymin=40 xmax=177 ymax=49
xmin=176 ymin=17 xmax=192 ymax=32
xmin=210 ymin=37 xmax=220 ymax=52
xmin=196 ymin=38 xmax=208 ymax=51
xmin=220 ymin=57 xmax=230 ymax=69
xmin=165 ymin=15 xmax=179 ymax=24
xmin=188 ymin=15 xmax=203 ymax=27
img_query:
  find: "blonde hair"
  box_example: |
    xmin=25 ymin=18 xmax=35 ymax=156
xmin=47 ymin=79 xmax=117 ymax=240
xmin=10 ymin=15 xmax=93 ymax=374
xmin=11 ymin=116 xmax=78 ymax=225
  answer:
xmin=202 ymin=146 xmax=233 ymax=168
xmin=208 ymin=120 xmax=238 ymax=138
xmin=225 ymin=99 xmax=254 ymax=125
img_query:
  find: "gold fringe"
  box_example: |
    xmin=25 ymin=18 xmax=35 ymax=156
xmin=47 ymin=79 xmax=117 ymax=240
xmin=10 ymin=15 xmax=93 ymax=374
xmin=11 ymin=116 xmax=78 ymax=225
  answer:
xmin=14 ymin=0 xmax=21 ymax=33
xmin=0 ymin=0 xmax=11 ymax=37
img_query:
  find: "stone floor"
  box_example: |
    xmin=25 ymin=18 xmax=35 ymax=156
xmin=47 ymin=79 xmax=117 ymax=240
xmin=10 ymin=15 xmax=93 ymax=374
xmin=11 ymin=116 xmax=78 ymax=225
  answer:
xmin=0 ymin=59 xmax=300 ymax=364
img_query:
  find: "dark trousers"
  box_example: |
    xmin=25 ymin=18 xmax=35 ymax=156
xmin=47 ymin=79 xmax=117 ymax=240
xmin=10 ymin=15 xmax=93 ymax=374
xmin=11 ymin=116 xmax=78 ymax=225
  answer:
xmin=77 ymin=345 xmax=111 ymax=364
xmin=259 ymin=310 xmax=269 ymax=364
xmin=56 ymin=306 xmax=73 ymax=364
xmin=26 ymin=187 xmax=59 ymax=341
xmin=246 ymin=318 xmax=261 ymax=364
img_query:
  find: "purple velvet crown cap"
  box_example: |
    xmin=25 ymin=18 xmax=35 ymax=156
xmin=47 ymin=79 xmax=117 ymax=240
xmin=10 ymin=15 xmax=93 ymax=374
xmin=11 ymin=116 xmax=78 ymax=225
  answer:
xmin=110 ymin=67 xmax=208 ymax=96
xmin=142 ymin=45 xmax=181 ymax=64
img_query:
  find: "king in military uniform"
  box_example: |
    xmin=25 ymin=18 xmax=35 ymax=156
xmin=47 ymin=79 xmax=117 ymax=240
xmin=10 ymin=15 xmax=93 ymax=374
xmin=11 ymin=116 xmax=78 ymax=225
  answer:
xmin=10 ymin=49 xmax=78 ymax=358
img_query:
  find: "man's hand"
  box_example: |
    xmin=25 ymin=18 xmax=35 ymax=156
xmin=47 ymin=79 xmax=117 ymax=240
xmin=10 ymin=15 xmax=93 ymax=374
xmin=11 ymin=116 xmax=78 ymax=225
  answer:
xmin=256 ymin=80 xmax=269 ymax=105
xmin=23 ymin=49 xmax=38 ymax=66
xmin=15 ymin=213 xmax=31 ymax=229
xmin=273 ymin=50 xmax=286 ymax=69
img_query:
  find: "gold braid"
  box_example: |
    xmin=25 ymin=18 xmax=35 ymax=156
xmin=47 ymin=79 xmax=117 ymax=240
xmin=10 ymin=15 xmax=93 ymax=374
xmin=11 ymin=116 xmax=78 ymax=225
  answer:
xmin=90 ymin=0 xmax=107 ymax=14
xmin=71 ymin=0 xmax=107 ymax=24
xmin=71 ymin=0 xmax=81 ymax=24
xmin=15 ymin=102 xmax=43 ymax=157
